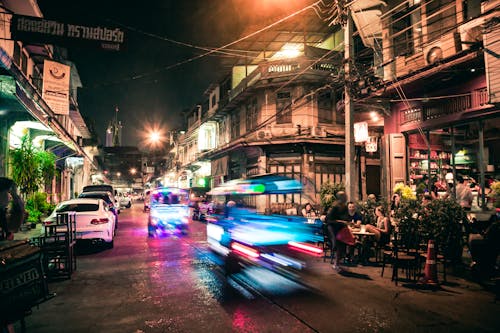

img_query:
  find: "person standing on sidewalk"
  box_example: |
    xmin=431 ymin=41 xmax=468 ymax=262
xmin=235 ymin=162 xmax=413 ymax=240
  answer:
xmin=325 ymin=191 xmax=355 ymax=271
xmin=0 ymin=178 xmax=24 ymax=240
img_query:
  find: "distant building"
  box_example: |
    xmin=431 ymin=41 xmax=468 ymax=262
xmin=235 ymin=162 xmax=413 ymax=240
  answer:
xmin=105 ymin=107 xmax=123 ymax=147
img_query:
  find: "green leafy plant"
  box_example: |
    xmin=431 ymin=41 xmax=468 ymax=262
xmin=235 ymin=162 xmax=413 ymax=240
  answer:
xmin=9 ymin=134 xmax=40 ymax=198
xmin=319 ymin=181 xmax=345 ymax=211
xmin=9 ymin=134 xmax=56 ymax=200
xmin=489 ymin=181 xmax=500 ymax=208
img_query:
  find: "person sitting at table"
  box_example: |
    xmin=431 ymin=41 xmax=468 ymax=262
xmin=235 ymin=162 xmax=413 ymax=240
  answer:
xmin=301 ymin=203 xmax=316 ymax=217
xmin=347 ymin=201 xmax=362 ymax=227
xmin=365 ymin=205 xmax=391 ymax=245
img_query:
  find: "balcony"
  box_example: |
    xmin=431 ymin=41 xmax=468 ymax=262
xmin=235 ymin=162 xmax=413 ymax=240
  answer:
xmin=217 ymin=56 xmax=340 ymax=113
xmin=400 ymin=87 xmax=490 ymax=131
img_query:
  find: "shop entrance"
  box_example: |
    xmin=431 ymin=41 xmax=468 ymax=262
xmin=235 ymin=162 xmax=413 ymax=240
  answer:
xmin=366 ymin=165 xmax=381 ymax=197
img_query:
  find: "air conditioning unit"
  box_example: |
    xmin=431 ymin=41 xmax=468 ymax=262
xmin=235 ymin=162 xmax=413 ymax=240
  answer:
xmin=256 ymin=130 xmax=272 ymax=140
xmin=311 ymin=126 xmax=327 ymax=138
xmin=423 ymin=32 xmax=460 ymax=66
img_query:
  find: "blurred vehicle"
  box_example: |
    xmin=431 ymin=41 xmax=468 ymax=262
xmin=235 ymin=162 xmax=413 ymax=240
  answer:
xmin=78 ymin=191 xmax=120 ymax=227
xmin=118 ymin=192 xmax=132 ymax=208
xmin=206 ymin=174 xmax=323 ymax=281
xmin=143 ymin=189 xmax=151 ymax=212
xmin=148 ymin=187 xmax=190 ymax=236
xmin=192 ymin=199 xmax=214 ymax=222
xmin=44 ymin=198 xmax=116 ymax=248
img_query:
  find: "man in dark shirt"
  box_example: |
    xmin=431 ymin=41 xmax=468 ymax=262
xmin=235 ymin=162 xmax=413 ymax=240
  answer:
xmin=347 ymin=201 xmax=363 ymax=227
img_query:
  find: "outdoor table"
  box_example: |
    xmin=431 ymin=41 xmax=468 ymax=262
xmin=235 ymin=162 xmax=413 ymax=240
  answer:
xmin=351 ymin=229 xmax=376 ymax=265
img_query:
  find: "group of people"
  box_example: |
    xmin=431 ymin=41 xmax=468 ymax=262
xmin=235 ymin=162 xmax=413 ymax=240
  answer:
xmin=306 ymin=192 xmax=391 ymax=272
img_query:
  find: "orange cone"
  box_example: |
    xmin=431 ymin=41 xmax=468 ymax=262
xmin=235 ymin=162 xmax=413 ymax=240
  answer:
xmin=419 ymin=239 xmax=439 ymax=285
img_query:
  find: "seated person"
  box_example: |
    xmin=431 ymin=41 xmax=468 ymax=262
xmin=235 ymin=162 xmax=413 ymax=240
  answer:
xmin=347 ymin=201 xmax=362 ymax=227
xmin=365 ymin=205 xmax=391 ymax=245
xmin=469 ymin=212 xmax=500 ymax=276
xmin=301 ymin=203 xmax=316 ymax=217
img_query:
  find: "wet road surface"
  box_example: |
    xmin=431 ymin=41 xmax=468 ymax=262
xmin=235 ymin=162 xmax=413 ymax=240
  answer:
xmin=15 ymin=203 xmax=500 ymax=333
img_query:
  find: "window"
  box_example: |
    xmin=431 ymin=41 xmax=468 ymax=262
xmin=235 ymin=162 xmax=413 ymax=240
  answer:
xmin=318 ymin=91 xmax=333 ymax=124
xmin=314 ymin=163 xmax=345 ymax=193
xmin=231 ymin=109 xmax=241 ymax=140
xmin=57 ymin=203 xmax=99 ymax=212
xmin=21 ymin=51 xmax=28 ymax=74
xmin=392 ymin=3 xmax=417 ymax=56
xmin=268 ymin=162 xmax=301 ymax=204
xmin=276 ymin=91 xmax=292 ymax=124
xmin=425 ymin=0 xmax=456 ymax=42
xmin=13 ymin=42 xmax=21 ymax=66
xmin=211 ymin=94 xmax=217 ymax=109
xmin=245 ymin=98 xmax=258 ymax=132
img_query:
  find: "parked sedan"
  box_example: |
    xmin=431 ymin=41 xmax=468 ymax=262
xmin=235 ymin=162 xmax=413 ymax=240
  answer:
xmin=78 ymin=191 xmax=120 ymax=227
xmin=44 ymin=198 xmax=116 ymax=248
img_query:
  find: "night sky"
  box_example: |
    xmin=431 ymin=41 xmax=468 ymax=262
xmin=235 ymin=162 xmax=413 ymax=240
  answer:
xmin=36 ymin=0 xmax=313 ymax=148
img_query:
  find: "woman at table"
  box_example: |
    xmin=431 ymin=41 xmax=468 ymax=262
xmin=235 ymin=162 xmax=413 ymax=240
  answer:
xmin=301 ymin=203 xmax=317 ymax=218
xmin=365 ymin=205 xmax=391 ymax=245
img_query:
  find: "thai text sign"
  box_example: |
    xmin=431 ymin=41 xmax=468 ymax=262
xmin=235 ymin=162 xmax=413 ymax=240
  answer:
xmin=11 ymin=14 xmax=125 ymax=51
xmin=42 ymin=60 xmax=70 ymax=115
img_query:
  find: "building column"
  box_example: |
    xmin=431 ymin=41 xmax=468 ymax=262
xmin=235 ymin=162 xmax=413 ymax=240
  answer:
xmin=256 ymin=154 xmax=267 ymax=213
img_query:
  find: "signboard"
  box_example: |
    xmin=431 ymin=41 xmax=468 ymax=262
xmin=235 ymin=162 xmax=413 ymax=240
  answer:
xmin=42 ymin=60 xmax=70 ymax=115
xmin=365 ymin=136 xmax=378 ymax=152
xmin=11 ymin=14 xmax=125 ymax=51
xmin=354 ymin=122 xmax=369 ymax=142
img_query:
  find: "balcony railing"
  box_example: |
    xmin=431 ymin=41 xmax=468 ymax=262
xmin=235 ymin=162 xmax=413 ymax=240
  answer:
xmin=400 ymin=88 xmax=489 ymax=126
xmin=228 ymin=56 xmax=339 ymax=102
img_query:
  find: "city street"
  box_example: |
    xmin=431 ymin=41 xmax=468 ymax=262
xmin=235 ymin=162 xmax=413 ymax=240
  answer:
xmin=12 ymin=203 xmax=500 ymax=333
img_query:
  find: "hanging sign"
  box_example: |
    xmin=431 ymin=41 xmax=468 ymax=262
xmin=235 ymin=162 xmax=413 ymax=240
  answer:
xmin=365 ymin=136 xmax=378 ymax=152
xmin=11 ymin=14 xmax=126 ymax=51
xmin=354 ymin=121 xmax=369 ymax=142
xmin=42 ymin=60 xmax=70 ymax=115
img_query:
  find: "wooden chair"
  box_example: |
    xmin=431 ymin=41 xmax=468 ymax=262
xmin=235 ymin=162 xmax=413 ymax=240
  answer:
xmin=383 ymin=232 xmax=420 ymax=285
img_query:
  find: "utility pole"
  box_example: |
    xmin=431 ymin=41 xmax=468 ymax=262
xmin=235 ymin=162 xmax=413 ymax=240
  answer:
xmin=343 ymin=4 xmax=357 ymax=201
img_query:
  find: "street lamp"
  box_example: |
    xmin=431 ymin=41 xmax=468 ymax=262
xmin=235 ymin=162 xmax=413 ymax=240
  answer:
xmin=130 ymin=167 xmax=137 ymax=175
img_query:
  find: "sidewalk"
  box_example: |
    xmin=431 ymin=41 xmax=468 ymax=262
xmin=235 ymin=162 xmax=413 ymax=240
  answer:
xmin=13 ymin=223 xmax=44 ymax=241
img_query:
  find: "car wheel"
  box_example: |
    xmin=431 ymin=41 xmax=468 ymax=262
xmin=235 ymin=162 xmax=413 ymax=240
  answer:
xmin=127 ymin=202 xmax=131 ymax=208
xmin=106 ymin=240 xmax=114 ymax=249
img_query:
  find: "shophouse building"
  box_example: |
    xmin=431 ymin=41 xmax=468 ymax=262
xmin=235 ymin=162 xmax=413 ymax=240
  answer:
xmin=167 ymin=0 xmax=499 ymax=212
xmin=0 ymin=0 xmax=96 ymax=201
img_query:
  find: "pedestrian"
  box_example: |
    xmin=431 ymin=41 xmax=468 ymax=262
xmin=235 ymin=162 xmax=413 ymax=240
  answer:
xmin=455 ymin=174 xmax=473 ymax=210
xmin=0 ymin=177 xmax=24 ymax=241
xmin=325 ymin=191 xmax=356 ymax=272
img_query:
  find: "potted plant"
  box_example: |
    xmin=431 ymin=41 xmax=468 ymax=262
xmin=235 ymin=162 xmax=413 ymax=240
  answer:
xmin=489 ymin=181 xmax=500 ymax=208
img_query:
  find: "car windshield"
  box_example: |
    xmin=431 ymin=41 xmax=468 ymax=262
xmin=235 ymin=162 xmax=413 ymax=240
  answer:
xmin=56 ymin=203 xmax=99 ymax=212
xmin=79 ymin=193 xmax=112 ymax=204
xmin=151 ymin=189 xmax=188 ymax=205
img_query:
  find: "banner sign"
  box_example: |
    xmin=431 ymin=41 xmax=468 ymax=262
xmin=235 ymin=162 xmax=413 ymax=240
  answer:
xmin=354 ymin=121 xmax=369 ymax=143
xmin=11 ymin=14 xmax=125 ymax=51
xmin=42 ymin=60 xmax=70 ymax=115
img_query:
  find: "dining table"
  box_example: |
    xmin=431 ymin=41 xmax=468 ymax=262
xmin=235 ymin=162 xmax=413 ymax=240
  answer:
xmin=350 ymin=228 xmax=376 ymax=265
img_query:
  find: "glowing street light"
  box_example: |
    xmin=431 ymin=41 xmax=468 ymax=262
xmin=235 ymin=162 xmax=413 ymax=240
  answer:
xmin=130 ymin=167 xmax=137 ymax=175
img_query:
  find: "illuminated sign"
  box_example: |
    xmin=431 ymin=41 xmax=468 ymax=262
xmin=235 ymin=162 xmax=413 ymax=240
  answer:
xmin=354 ymin=122 xmax=369 ymax=142
xmin=42 ymin=60 xmax=70 ymax=115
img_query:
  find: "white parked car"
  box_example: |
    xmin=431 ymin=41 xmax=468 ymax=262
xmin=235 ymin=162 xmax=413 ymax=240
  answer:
xmin=44 ymin=198 xmax=116 ymax=248
xmin=118 ymin=192 xmax=132 ymax=208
